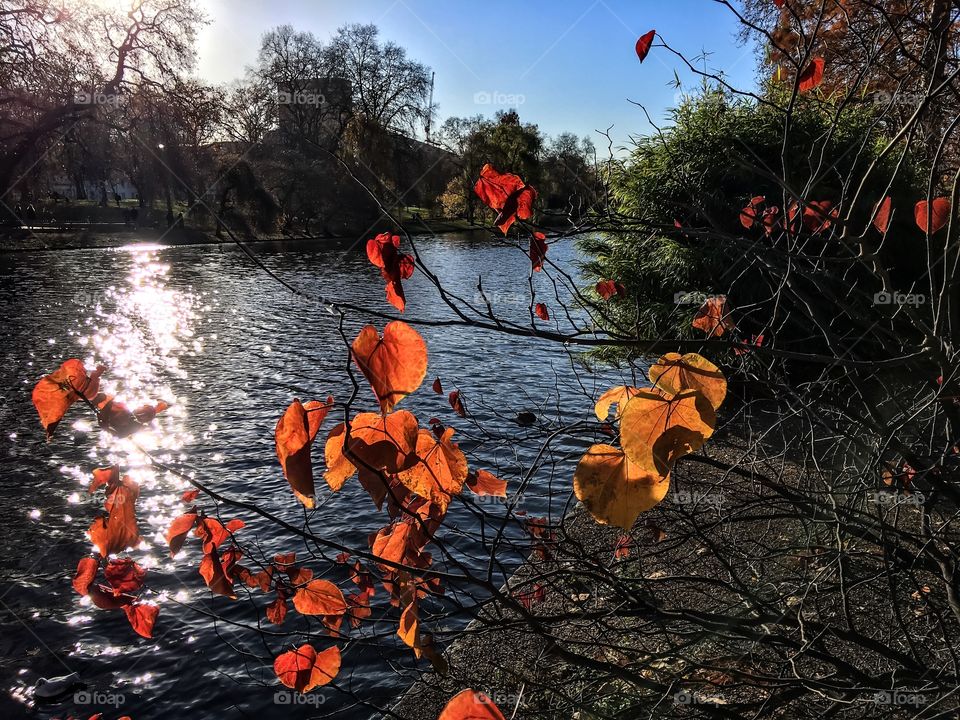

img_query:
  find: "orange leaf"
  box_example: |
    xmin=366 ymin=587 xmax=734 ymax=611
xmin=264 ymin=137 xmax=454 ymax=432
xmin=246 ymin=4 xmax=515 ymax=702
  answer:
xmin=72 ymin=557 xmax=99 ymax=595
xmin=292 ymin=579 xmax=347 ymax=616
xmin=594 ymin=385 xmax=642 ymax=421
xmin=648 ymin=352 xmax=727 ymax=410
xmin=88 ymin=476 xmax=140 ymax=557
xmin=367 ymin=232 xmax=416 ymax=312
xmin=266 ymin=597 xmax=288 ymax=625
xmin=448 ymin=390 xmax=466 ymax=417
xmin=396 ymin=428 xmax=468 ymax=512
xmin=466 ymin=469 xmax=507 ymax=497
xmin=31 ymin=359 xmax=102 ymax=439
xmin=530 ymin=232 xmax=547 ymax=272
xmin=438 ymin=689 xmax=506 ymax=720
xmin=274 ymin=644 xmax=341 ymax=693
xmin=620 ymin=389 xmax=716 ymax=476
xmin=692 ymin=296 xmax=735 ymax=338
xmin=534 ymin=303 xmax=549 ymax=321
xmin=573 ymin=444 xmax=670 ymax=528
xmin=352 ymin=322 xmax=428 ymax=413
xmin=123 ymin=603 xmax=158 ymax=638
xmin=275 ymin=397 xmax=332 ymax=508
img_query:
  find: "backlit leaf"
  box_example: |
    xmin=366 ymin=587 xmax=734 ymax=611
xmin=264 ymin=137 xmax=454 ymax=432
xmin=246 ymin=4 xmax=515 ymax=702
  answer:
xmin=620 ymin=389 xmax=716 ymax=476
xmin=352 ymin=322 xmax=428 ymax=413
xmin=648 ymin=352 xmax=727 ymax=410
xmin=573 ymin=444 xmax=670 ymax=528
xmin=274 ymin=644 xmax=340 ymax=693
xmin=438 ymin=689 xmax=506 ymax=720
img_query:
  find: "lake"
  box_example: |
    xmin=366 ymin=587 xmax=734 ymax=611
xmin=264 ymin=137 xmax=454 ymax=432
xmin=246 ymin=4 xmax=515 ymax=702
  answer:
xmin=0 ymin=232 xmax=635 ymax=719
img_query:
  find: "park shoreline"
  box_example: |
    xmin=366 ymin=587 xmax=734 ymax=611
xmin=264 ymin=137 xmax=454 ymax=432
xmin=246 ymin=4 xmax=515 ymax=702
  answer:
xmin=0 ymin=219 xmax=481 ymax=253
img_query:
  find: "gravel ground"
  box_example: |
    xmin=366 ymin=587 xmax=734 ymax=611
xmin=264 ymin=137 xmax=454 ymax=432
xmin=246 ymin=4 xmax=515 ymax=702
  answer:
xmin=389 ymin=432 xmax=959 ymax=720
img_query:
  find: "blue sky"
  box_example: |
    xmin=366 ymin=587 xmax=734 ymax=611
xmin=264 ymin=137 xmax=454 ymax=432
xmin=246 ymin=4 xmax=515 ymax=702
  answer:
xmin=196 ymin=0 xmax=758 ymax=151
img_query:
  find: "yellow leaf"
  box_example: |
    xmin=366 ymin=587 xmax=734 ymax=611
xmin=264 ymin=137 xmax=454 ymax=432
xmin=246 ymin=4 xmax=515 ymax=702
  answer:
xmin=573 ymin=444 xmax=669 ymax=528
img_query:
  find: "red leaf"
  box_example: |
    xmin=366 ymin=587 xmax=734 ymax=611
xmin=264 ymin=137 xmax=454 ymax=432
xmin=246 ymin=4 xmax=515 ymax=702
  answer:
xmin=103 ymin=558 xmax=146 ymax=595
xmin=798 ymin=57 xmax=825 ymax=92
xmin=88 ymin=476 xmax=140 ymax=558
xmin=266 ymin=597 xmax=288 ymax=625
xmin=72 ymin=557 xmax=99 ymax=596
xmin=596 ymin=280 xmax=625 ymax=300
xmin=515 ymin=583 xmax=546 ymax=609
xmin=165 ymin=512 xmax=198 ymax=557
xmin=473 ymin=164 xmax=537 ymax=234
xmin=90 ymin=465 xmax=119 ymax=494
xmin=273 ymin=644 xmax=341 ymax=693
xmin=872 ymin=196 xmax=892 ymax=234
xmin=530 ymin=232 xmax=548 ymax=272
xmin=915 ymin=198 xmax=951 ymax=233
xmin=123 ymin=603 xmax=158 ymax=638
xmin=613 ymin=534 xmax=632 ymax=559
xmin=534 ymin=303 xmax=549 ymax=321
xmin=448 ymin=390 xmax=466 ymax=417
xmin=367 ymin=232 xmax=416 ymax=312
xmin=181 ymin=489 xmax=199 ymax=503
xmin=635 ymin=29 xmax=656 ymax=63
xmin=432 ymin=377 xmax=443 ymax=394
xmin=739 ymin=195 xmax=765 ymax=229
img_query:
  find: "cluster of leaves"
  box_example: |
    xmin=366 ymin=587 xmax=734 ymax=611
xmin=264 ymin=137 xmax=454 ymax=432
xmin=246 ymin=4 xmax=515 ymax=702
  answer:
xmin=576 ymin=348 xmax=727 ymax=528
xmin=32 ymin=360 xmax=169 ymax=637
